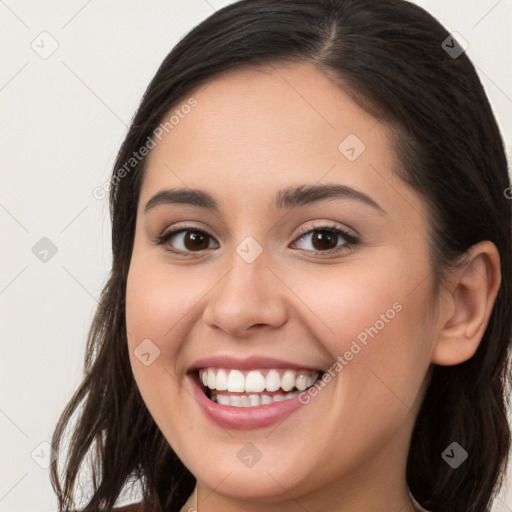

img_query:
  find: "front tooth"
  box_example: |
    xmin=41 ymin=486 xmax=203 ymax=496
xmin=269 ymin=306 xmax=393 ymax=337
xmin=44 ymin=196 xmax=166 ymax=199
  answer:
xmin=215 ymin=369 xmax=228 ymax=391
xmin=295 ymin=374 xmax=308 ymax=391
xmin=273 ymin=394 xmax=285 ymax=402
xmin=265 ymin=370 xmax=280 ymax=392
xmin=281 ymin=370 xmax=296 ymax=391
xmin=227 ymin=369 xmax=245 ymax=392
xmin=245 ymin=370 xmax=266 ymax=392
xmin=207 ymin=368 xmax=216 ymax=389
xmin=240 ymin=395 xmax=251 ymax=407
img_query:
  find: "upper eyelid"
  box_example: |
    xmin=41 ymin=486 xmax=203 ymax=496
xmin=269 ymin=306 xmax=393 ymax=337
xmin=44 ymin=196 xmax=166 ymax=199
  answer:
xmin=160 ymin=218 xmax=357 ymax=237
xmin=160 ymin=222 xmax=356 ymax=241
xmin=294 ymin=222 xmax=356 ymax=238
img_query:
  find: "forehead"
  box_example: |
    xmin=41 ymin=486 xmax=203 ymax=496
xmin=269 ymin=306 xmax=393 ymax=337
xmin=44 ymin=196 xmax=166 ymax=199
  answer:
xmin=138 ymin=62 xmax=421 ymax=224
xmin=147 ymin=62 xmax=385 ymax=161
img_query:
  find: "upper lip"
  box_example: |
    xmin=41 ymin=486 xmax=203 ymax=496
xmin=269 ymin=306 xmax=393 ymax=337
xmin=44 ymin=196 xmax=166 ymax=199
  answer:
xmin=188 ymin=355 xmax=324 ymax=373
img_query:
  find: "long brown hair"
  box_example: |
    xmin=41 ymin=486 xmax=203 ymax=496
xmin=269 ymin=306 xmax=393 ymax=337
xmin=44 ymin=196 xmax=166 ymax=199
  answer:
xmin=50 ymin=1 xmax=512 ymax=511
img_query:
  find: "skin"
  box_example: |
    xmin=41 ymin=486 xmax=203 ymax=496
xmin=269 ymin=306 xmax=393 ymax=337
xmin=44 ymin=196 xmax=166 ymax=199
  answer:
xmin=125 ymin=62 xmax=501 ymax=512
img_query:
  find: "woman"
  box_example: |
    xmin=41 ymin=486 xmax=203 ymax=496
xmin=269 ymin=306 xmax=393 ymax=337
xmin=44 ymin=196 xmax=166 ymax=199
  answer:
xmin=50 ymin=1 xmax=512 ymax=511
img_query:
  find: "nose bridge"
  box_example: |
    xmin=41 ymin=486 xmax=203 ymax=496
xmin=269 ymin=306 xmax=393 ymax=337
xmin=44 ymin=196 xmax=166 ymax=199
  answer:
xmin=202 ymin=233 xmax=287 ymax=335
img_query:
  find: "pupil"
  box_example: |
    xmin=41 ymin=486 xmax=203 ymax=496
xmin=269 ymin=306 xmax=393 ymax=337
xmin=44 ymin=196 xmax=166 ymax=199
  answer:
xmin=186 ymin=232 xmax=208 ymax=251
xmin=313 ymin=231 xmax=337 ymax=251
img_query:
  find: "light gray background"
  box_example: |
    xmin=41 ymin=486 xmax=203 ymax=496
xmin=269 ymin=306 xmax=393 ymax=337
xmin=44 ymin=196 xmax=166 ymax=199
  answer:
xmin=1 ymin=1 xmax=511 ymax=511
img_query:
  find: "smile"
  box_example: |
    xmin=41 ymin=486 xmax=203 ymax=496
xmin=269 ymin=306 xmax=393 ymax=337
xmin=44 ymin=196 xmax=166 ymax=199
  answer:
xmin=198 ymin=368 xmax=320 ymax=407
xmin=188 ymin=356 xmax=325 ymax=429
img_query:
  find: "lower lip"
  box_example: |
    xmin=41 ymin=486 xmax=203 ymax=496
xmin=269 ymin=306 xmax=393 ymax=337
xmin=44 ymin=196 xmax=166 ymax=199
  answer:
xmin=190 ymin=374 xmax=306 ymax=430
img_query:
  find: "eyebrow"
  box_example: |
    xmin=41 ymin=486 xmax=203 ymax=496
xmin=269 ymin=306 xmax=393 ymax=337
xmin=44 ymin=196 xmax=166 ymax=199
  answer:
xmin=144 ymin=183 xmax=386 ymax=215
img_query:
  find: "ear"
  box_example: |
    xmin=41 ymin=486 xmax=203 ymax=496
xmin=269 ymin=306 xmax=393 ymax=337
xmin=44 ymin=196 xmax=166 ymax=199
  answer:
xmin=431 ymin=241 xmax=501 ymax=366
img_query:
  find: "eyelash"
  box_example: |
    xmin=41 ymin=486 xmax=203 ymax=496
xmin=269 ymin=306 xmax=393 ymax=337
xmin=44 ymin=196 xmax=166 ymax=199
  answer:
xmin=153 ymin=223 xmax=359 ymax=257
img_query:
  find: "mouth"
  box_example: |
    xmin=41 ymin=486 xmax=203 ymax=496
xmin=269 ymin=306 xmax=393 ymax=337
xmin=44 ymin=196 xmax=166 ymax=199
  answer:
xmin=195 ymin=367 xmax=322 ymax=407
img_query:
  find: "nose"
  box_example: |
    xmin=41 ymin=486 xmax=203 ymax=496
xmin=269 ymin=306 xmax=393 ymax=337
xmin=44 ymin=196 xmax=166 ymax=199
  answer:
xmin=202 ymin=245 xmax=288 ymax=337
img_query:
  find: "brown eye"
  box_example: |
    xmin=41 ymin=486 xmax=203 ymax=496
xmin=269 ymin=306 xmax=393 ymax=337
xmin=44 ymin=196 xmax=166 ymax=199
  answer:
xmin=155 ymin=228 xmax=218 ymax=254
xmin=309 ymin=230 xmax=338 ymax=251
xmin=292 ymin=225 xmax=358 ymax=255
xmin=154 ymin=224 xmax=358 ymax=257
xmin=181 ymin=231 xmax=210 ymax=251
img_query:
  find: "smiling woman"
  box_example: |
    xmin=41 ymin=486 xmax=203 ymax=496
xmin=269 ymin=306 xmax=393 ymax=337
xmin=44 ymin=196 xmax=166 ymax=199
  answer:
xmin=50 ymin=1 xmax=511 ymax=512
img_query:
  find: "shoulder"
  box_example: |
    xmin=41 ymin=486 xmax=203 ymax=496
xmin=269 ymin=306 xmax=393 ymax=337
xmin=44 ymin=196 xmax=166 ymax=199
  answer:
xmin=112 ymin=503 xmax=145 ymax=512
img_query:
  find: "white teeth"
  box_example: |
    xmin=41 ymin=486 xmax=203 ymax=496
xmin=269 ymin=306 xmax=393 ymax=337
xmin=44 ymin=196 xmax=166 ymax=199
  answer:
xmin=207 ymin=368 xmax=216 ymax=389
xmin=248 ymin=394 xmax=260 ymax=406
xmin=198 ymin=367 xmax=320 ymax=395
xmin=245 ymin=370 xmax=266 ymax=393
xmin=212 ymin=390 xmax=301 ymax=407
xmin=216 ymin=394 xmax=230 ymax=406
xmin=215 ymin=369 xmax=228 ymax=391
xmin=306 ymin=374 xmax=316 ymax=388
xmin=261 ymin=394 xmax=273 ymax=405
xmin=226 ymin=369 xmax=245 ymax=392
xmin=281 ymin=370 xmax=296 ymax=392
xmin=230 ymin=395 xmax=241 ymax=407
xmin=265 ymin=369 xmax=281 ymax=392
xmin=295 ymin=374 xmax=308 ymax=391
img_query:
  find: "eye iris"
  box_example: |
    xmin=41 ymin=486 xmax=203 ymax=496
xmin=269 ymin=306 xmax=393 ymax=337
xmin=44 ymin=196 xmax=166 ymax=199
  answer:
xmin=185 ymin=231 xmax=209 ymax=251
xmin=312 ymin=230 xmax=338 ymax=251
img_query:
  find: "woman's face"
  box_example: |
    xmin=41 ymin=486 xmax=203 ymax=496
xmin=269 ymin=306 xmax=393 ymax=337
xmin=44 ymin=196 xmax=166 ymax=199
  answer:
xmin=126 ymin=62 xmax=439 ymax=509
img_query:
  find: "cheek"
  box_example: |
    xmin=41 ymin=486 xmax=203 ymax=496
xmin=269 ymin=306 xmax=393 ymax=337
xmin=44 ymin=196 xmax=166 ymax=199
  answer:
xmin=125 ymin=258 xmax=196 ymax=410
xmin=294 ymin=266 xmax=434 ymax=479
xmin=292 ymin=247 xmax=432 ymax=354
xmin=125 ymin=258 xmax=203 ymax=354
xmin=125 ymin=258 xmax=205 ymax=448
xmin=295 ymin=248 xmax=434 ymax=413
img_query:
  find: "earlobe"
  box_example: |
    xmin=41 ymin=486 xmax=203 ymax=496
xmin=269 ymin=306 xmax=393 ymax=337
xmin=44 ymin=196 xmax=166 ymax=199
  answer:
xmin=431 ymin=241 xmax=501 ymax=366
